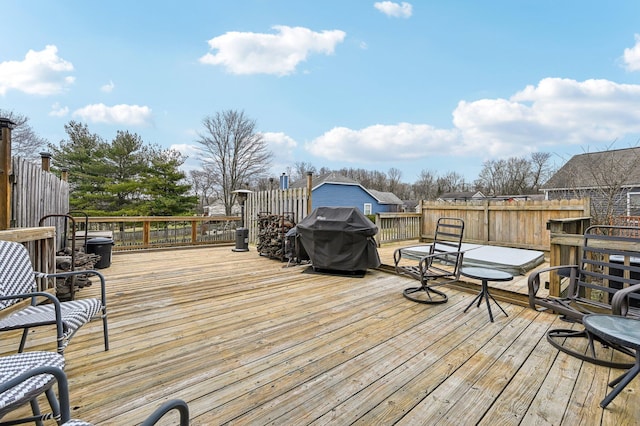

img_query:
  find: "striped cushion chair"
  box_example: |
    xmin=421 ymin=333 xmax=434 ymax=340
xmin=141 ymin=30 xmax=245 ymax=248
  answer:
xmin=0 ymin=240 xmax=109 ymax=354
xmin=0 ymin=364 xmax=189 ymax=426
xmin=0 ymin=351 xmax=65 ymax=424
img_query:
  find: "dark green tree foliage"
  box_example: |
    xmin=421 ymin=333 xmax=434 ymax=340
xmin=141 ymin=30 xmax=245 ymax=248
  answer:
xmin=49 ymin=121 xmax=196 ymax=216
xmin=48 ymin=121 xmax=109 ymax=214
xmin=139 ymin=149 xmax=198 ymax=216
xmin=101 ymin=131 xmax=150 ymax=215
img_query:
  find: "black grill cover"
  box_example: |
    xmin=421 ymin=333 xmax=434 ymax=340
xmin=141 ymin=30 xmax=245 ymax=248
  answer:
xmin=296 ymin=207 xmax=381 ymax=271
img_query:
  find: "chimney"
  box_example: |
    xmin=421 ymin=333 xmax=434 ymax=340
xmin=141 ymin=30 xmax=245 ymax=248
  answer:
xmin=279 ymin=172 xmax=289 ymax=190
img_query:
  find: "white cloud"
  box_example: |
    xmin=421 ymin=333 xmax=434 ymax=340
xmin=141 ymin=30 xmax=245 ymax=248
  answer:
xmin=0 ymin=45 xmax=74 ymax=96
xmin=101 ymin=80 xmax=115 ymax=93
xmin=199 ymin=25 xmax=346 ymax=75
xmin=49 ymin=102 xmax=69 ymax=117
xmin=306 ymin=123 xmax=459 ymax=162
xmin=261 ymin=132 xmax=298 ymax=174
xmin=374 ymin=1 xmax=413 ymax=18
xmin=72 ymin=103 xmax=153 ymax=126
xmin=170 ymin=143 xmax=201 ymax=172
xmin=622 ymin=34 xmax=640 ymax=72
xmin=454 ymin=78 xmax=640 ymax=155
xmin=307 ymin=78 xmax=640 ymax=163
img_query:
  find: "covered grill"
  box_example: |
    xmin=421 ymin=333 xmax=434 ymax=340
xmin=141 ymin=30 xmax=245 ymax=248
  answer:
xmin=296 ymin=207 xmax=381 ymax=272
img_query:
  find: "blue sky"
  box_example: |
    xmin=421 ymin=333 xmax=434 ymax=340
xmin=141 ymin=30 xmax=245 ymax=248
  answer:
xmin=2 ymin=0 xmax=640 ymax=184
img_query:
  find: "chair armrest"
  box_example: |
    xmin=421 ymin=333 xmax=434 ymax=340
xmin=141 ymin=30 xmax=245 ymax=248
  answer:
xmin=0 ymin=366 xmax=72 ymax=423
xmin=140 ymin=399 xmax=189 ymax=426
xmin=612 ymin=282 xmax=640 ymax=316
xmin=417 ymin=249 xmax=465 ymax=269
xmin=527 ymin=265 xmax=578 ymax=308
xmin=37 ymin=269 xmax=107 ymax=305
xmin=0 ymin=292 xmax=65 ymax=335
xmin=0 ymin=291 xmax=62 ymax=309
xmin=393 ymin=245 xmax=432 ymax=267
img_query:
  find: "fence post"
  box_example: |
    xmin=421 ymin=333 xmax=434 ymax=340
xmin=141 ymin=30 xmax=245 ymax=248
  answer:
xmin=40 ymin=152 xmax=51 ymax=172
xmin=306 ymin=172 xmax=313 ymax=214
xmin=0 ymin=118 xmax=15 ymax=230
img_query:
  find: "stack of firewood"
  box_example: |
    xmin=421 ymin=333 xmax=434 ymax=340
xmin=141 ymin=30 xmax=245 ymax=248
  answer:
xmin=257 ymin=213 xmax=295 ymax=260
xmin=55 ymin=247 xmax=101 ymax=301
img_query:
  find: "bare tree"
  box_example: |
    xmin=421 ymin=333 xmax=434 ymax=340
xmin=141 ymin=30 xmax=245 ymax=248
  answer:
xmin=476 ymin=155 xmax=553 ymax=195
xmin=196 ymin=110 xmax=273 ymax=215
xmin=0 ymin=109 xmax=48 ymax=159
xmin=290 ymin=161 xmax=317 ymax=183
xmin=387 ymin=167 xmax=402 ymax=194
xmin=437 ymin=171 xmax=466 ymax=195
xmin=413 ymin=169 xmax=438 ymax=200
xmin=529 ymin=152 xmax=555 ymax=192
xmin=188 ymin=169 xmax=218 ymax=214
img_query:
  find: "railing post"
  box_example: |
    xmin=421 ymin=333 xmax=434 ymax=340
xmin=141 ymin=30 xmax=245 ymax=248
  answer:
xmin=143 ymin=220 xmax=150 ymax=247
xmin=191 ymin=220 xmax=198 ymax=243
xmin=0 ymin=118 xmax=15 ymax=231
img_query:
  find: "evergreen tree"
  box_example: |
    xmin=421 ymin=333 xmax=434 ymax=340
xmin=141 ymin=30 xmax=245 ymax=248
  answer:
xmin=49 ymin=121 xmax=197 ymax=216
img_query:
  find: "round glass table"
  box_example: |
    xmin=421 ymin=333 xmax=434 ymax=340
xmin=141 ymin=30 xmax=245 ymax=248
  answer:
xmin=460 ymin=267 xmax=513 ymax=322
xmin=583 ymin=314 xmax=640 ymax=408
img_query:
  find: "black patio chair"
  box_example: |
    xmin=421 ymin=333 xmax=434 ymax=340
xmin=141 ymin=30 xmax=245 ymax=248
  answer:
xmin=528 ymin=225 xmax=640 ymax=368
xmin=393 ymin=217 xmax=465 ymax=304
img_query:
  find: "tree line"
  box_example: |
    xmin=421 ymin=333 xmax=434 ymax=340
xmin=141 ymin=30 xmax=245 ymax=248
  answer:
xmin=3 ymin=108 xmax=556 ymax=216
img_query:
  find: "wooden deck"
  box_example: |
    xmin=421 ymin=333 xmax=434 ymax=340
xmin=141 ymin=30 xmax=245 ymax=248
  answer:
xmin=2 ymin=243 xmax=639 ymax=425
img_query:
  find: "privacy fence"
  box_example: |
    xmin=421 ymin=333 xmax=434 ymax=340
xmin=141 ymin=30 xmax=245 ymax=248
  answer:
xmin=419 ymin=199 xmax=591 ymax=251
xmin=12 ymin=157 xmax=69 ymax=248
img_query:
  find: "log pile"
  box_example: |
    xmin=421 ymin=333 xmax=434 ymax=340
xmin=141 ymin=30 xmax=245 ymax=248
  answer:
xmin=55 ymin=247 xmax=101 ymax=301
xmin=257 ymin=213 xmax=295 ymax=260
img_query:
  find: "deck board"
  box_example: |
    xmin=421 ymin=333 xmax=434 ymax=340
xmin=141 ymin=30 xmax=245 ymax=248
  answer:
xmin=1 ymin=243 xmax=638 ymax=425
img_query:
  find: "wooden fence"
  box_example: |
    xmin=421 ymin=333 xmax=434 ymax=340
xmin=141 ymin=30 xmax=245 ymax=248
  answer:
xmin=244 ymin=188 xmax=309 ymax=244
xmin=12 ymin=157 xmax=69 ymax=228
xmin=419 ymin=199 xmax=591 ymax=251
xmin=374 ymin=212 xmax=421 ymax=246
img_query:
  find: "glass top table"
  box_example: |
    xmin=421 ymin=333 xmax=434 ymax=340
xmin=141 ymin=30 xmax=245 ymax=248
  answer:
xmin=460 ymin=267 xmax=513 ymax=322
xmin=583 ymin=314 xmax=640 ymax=408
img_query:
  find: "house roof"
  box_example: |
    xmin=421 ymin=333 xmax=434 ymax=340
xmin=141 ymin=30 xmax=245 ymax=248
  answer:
xmin=542 ymin=147 xmax=640 ymax=190
xmin=290 ymin=172 xmax=359 ymax=189
xmin=438 ymin=191 xmax=485 ymax=201
xmin=290 ymin=172 xmax=402 ymax=205
xmin=368 ymin=189 xmax=403 ymax=205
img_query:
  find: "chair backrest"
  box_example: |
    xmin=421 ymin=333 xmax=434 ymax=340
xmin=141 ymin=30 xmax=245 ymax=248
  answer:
xmin=0 ymin=241 xmax=37 ymax=310
xmin=431 ymin=217 xmax=465 ymax=270
xmin=570 ymin=225 xmax=640 ymax=309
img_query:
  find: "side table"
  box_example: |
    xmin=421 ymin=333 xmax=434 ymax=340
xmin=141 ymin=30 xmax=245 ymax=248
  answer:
xmin=583 ymin=314 xmax=640 ymax=408
xmin=461 ymin=267 xmax=513 ymax=322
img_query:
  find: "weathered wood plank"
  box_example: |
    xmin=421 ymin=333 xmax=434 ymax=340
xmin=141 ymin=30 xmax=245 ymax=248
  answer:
xmin=2 ymin=245 xmax=637 ymax=425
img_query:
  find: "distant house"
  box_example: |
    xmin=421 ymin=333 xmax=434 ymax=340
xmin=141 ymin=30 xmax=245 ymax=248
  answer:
xmin=290 ymin=172 xmax=403 ymax=214
xmin=204 ymin=200 xmax=240 ymax=216
xmin=541 ymin=147 xmax=640 ymax=217
xmin=437 ymin=191 xmax=486 ymax=202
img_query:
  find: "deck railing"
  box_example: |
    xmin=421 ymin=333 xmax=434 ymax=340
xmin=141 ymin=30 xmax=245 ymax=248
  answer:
xmin=70 ymin=216 xmax=240 ymax=251
xmin=374 ymin=212 xmax=421 ymax=246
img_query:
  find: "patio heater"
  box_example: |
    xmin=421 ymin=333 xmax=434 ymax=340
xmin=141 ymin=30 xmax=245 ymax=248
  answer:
xmin=232 ymin=189 xmax=252 ymax=252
